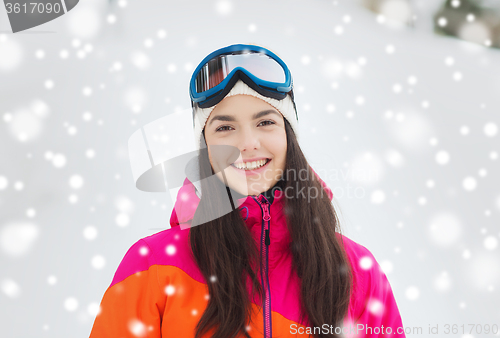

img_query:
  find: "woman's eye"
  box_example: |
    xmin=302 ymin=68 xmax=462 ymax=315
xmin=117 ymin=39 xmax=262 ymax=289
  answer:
xmin=216 ymin=125 xmax=232 ymax=132
xmin=259 ymin=120 xmax=275 ymax=127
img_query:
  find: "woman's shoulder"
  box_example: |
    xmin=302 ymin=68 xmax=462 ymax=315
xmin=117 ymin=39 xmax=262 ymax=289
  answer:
xmin=336 ymin=233 xmax=397 ymax=315
xmin=110 ymin=226 xmax=201 ymax=287
xmin=336 ymin=232 xmax=379 ymax=265
xmin=336 ymin=233 xmax=406 ymax=332
xmin=137 ymin=226 xmax=194 ymax=267
xmin=141 ymin=225 xmax=189 ymax=250
xmin=336 ymin=233 xmax=384 ymax=290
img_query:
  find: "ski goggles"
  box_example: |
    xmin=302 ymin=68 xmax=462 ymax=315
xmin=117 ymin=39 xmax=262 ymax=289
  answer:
xmin=189 ymin=44 xmax=294 ymax=109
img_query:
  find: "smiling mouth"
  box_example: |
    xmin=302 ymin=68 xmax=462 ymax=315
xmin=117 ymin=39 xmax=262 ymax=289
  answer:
xmin=230 ymin=158 xmax=271 ymax=171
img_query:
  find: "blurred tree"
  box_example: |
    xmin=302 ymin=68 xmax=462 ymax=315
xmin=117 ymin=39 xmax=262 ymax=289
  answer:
xmin=362 ymin=0 xmax=416 ymax=27
xmin=434 ymin=0 xmax=500 ymax=48
xmin=361 ymin=0 xmax=500 ymax=48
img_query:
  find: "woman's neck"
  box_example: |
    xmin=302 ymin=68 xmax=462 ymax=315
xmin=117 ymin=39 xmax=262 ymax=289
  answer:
xmin=224 ymin=179 xmax=285 ymax=205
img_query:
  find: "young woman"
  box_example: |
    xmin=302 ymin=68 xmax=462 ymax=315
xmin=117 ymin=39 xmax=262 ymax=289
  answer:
xmin=89 ymin=44 xmax=406 ymax=338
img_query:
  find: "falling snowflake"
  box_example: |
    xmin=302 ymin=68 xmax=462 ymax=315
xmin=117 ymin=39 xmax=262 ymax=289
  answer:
xmin=115 ymin=213 xmax=130 ymax=227
xmin=484 ymin=236 xmax=498 ymax=250
xmin=462 ymin=176 xmax=477 ymax=191
xmin=428 ymin=212 xmax=462 ymax=247
xmin=64 ymin=297 xmax=79 ymax=312
xmin=91 ymin=255 xmax=106 ymax=269
xmin=0 ymin=176 xmax=8 ymax=190
xmin=435 ymin=151 xmax=450 ymax=165
xmin=83 ymin=226 xmax=98 ymax=240
xmin=165 ymin=285 xmax=175 ymax=296
xmin=128 ymin=318 xmax=146 ymax=337
xmin=69 ymin=175 xmax=84 ymax=189
xmin=0 ymin=37 xmax=23 ymax=72
xmin=367 ymin=298 xmax=384 ymax=316
xmin=434 ymin=271 xmax=452 ymax=292
xmin=1 ymin=278 xmax=21 ymax=298
xmin=405 ymin=286 xmax=419 ymax=300
xmin=0 ymin=221 xmax=39 ymax=256
xmin=215 ymin=0 xmax=233 ymax=15
xmin=371 ymin=190 xmax=386 ymax=204
xmin=484 ymin=122 xmax=498 ymax=137
xmin=166 ymin=245 xmax=176 ymax=255
xmin=359 ymin=256 xmax=373 ymax=270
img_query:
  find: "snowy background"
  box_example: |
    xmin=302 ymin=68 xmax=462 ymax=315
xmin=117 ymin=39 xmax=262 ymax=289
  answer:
xmin=0 ymin=0 xmax=499 ymax=337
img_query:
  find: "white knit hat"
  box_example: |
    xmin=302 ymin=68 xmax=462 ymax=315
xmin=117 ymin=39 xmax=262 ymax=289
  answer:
xmin=192 ymin=79 xmax=299 ymax=149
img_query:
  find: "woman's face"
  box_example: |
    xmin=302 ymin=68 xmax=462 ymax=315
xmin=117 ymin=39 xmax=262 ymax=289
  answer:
xmin=203 ymin=94 xmax=287 ymax=196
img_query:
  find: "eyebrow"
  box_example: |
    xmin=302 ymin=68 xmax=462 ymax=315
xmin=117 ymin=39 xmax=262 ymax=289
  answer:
xmin=207 ymin=110 xmax=281 ymax=127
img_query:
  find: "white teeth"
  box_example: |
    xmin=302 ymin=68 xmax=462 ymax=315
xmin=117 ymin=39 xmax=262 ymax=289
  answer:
xmin=232 ymin=159 xmax=269 ymax=170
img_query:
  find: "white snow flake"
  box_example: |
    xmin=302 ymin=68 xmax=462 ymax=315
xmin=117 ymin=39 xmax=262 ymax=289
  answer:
xmin=64 ymin=297 xmax=79 ymax=312
xmin=83 ymin=225 xmax=98 ymax=240
xmin=166 ymin=244 xmax=176 ymax=255
xmin=91 ymin=255 xmax=106 ymax=269
xmin=115 ymin=213 xmax=130 ymax=227
xmin=367 ymin=298 xmax=384 ymax=316
xmin=435 ymin=151 xmax=450 ymax=165
xmin=69 ymin=175 xmax=84 ymax=189
xmin=0 ymin=222 xmax=39 ymax=256
xmin=359 ymin=256 xmax=373 ymax=270
xmin=165 ymin=285 xmax=175 ymax=296
xmin=371 ymin=190 xmax=386 ymax=204
xmin=483 ymin=122 xmax=498 ymax=137
xmin=1 ymin=278 xmax=21 ymax=298
xmin=434 ymin=271 xmax=452 ymax=292
xmin=215 ymin=0 xmax=232 ymax=15
xmin=405 ymin=286 xmax=419 ymax=300
xmin=484 ymin=236 xmax=498 ymax=250
xmin=462 ymin=176 xmax=477 ymax=191
xmin=428 ymin=212 xmax=462 ymax=247
xmin=128 ymin=318 xmax=147 ymax=337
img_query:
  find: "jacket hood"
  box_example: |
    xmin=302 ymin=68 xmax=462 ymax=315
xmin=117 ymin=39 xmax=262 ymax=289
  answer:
xmin=169 ymin=165 xmax=334 ymax=228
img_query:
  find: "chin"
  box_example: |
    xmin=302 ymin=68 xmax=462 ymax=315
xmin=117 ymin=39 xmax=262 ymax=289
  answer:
xmin=229 ymin=181 xmax=264 ymax=196
xmin=248 ymin=183 xmax=269 ymax=195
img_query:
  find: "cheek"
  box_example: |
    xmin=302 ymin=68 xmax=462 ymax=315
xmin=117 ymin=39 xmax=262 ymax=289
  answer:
xmin=266 ymin=133 xmax=287 ymax=161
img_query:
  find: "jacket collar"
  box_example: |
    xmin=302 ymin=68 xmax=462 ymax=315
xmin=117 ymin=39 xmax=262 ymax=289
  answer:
xmin=169 ymin=166 xmax=334 ymax=267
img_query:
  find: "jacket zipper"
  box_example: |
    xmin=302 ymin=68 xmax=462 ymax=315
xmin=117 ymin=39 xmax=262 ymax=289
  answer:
xmin=252 ymin=195 xmax=272 ymax=338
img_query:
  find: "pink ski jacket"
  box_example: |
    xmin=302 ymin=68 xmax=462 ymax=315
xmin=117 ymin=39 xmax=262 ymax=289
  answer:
xmin=89 ymin=170 xmax=406 ymax=337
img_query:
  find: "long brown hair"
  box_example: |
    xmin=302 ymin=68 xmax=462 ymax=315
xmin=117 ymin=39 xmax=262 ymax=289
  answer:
xmin=189 ymin=118 xmax=352 ymax=338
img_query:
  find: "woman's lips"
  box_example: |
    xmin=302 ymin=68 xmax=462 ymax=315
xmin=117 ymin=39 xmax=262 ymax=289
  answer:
xmin=230 ymin=158 xmax=271 ymax=175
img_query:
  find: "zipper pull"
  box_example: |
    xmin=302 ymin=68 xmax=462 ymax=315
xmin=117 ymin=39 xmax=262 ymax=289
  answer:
xmin=261 ymin=198 xmax=271 ymax=246
xmin=261 ymin=200 xmax=271 ymax=222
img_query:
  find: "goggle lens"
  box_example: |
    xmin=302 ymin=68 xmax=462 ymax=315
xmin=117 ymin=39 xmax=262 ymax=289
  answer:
xmin=194 ymin=51 xmax=286 ymax=94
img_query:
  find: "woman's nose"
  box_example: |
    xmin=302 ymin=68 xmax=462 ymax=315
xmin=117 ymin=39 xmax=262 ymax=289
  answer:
xmin=238 ymin=127 xmax=260 ymax=151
